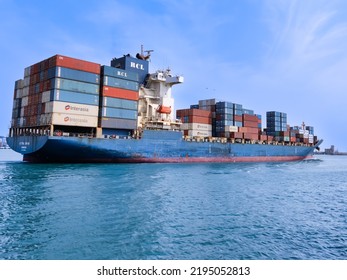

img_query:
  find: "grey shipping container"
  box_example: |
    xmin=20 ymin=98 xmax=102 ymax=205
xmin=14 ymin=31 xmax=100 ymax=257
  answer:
xmin=101 ymin=117 xmax=137 ymax=129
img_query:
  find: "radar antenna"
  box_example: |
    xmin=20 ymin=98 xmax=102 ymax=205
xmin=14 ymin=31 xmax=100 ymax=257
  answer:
xmin=141 ymin=44 xmax=154 ymax=56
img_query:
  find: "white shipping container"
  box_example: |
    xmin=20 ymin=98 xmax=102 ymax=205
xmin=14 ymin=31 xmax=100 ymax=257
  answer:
xmin=52 ymin=113 xmax=97 ymax=127
xmin=19 ymin=117 xmax=26 ymax=126
xmin=226 ymin=125 xmax=238 ymax=132
xmin=181 ymin=123 xmax=212 ymax=131
xmin=45 ymin=102 xmax=54 ymax=113
xmin=24 ymin=76 xmax=30 ymax=87
xmin=24 ymin=66 xmax=31 ymax=77
xmin=15 ymin=89 xmax=23 ymax=99
xmin=22 ymin=96 xmax=29 ymax=107
xmin=188 ymin=130 xmax=212 ymax=137
xmin=42 ymin=91 xmax=51 ymax=103
xmin=22 ymin=86 xmax=29 ymax=97
xmin=45 ymin=101 xmax=98 ymax=117
xmin=39 ymin=114 xmax=53 ymax=125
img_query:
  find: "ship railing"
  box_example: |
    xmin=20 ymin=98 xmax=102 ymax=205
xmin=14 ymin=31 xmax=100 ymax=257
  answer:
xmin=182 ymin=136 xmax=314 ymax=147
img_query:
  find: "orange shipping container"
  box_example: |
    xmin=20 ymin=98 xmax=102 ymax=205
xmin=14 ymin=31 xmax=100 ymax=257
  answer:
xmin=102 ymin=86 xmax=139 ymax=101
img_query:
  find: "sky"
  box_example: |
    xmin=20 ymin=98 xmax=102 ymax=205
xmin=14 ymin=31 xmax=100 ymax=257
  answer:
xmin=1 ymin=0 xmax=347 ymax=151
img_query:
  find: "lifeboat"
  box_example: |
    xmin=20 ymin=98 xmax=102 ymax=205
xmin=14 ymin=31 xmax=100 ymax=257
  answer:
xmin=157 ymin=105 xmax=171 ymax=114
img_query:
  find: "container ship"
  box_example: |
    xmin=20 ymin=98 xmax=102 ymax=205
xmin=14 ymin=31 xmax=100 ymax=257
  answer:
xmin=7 ymin=48 xmax=322 ymax=163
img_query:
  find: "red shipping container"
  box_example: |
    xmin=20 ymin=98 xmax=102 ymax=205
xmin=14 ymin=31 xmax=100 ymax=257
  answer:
xmin=176 ymin=108 xmax=211 ymax=118
xmin=242 ymin=114 xmax=258 ymax=122
xmin=230 ymin=132 xmax=243 ymax=138
xmin=267 ymin=135 xmax=274 ymax=141
xmin=176 ymin=109 xmax=188 ymax=118
xmin=280 ymin=131 xmax=290 ymax=137
xmin=234 ymin=115 xmax=242 ymax=122
xmin=243 ymin=133 xmax=258 ymax=140
xmin=239 ymin=127 xmax=259 ymax=134
xmin=242 ymin=121 xmax=258 ymax=128
xmin=47 ymin=55 xmax=100 ymax=74
xmin=43 ymin=79 xmax=52 ymax=91
xmin=259 ymin=135 xmax=267 ymax=141
xmin=188 ymin=115 xmax=211 ymax=124
xmin=102 ymin=86 xmax=139 ymax=101
xmin=189 ymin=109 xmax=211 ymax=118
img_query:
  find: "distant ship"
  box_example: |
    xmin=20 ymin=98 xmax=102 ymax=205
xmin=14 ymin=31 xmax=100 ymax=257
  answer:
xmin=7 ymin=48 xmax=322 ymax=163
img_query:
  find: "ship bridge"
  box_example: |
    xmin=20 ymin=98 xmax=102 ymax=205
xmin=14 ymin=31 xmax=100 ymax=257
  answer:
xmin=138 ymin=69 xmax=184 ymax=131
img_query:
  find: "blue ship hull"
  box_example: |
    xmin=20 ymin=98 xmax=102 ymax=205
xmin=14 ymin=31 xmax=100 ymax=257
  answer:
xmin=7 ymin=130 xmax=322 ymax=163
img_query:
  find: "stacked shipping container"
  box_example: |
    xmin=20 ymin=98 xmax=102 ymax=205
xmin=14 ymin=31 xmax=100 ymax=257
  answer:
xmin=290 ymin=125 xmax=316 ymax=144
xmin=11 ymin=54 xmax=149 ymax=138
xmin=215 ymin=101 xmax=242 ymax=138
xmin=100 ymin=66 xmax=140 ymax=135
xmin=176 ymin=109 xmax=212 ymax=137
xmin=177 ymin=100 xmax=316 ymax=145
xmin=12 ymin=55 xmax=101 ymax=134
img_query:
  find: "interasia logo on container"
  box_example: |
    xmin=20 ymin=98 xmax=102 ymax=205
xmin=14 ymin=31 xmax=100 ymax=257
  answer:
xmin=64 ymin=116 xmax=88 ymax=123
xmin=65 ymin=104 xmax=89 ymax=112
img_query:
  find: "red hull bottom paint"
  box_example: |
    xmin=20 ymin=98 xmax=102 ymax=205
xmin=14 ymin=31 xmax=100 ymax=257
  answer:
xmin=113 ymin=155 xmax=312 ymax=163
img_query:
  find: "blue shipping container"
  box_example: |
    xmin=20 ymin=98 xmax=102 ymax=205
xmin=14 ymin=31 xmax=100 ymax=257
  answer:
xmin=102 ymin=65 xmax=139 ymax=82
xmin=103 ymin=97 xmax=138 ymax=110
xmin=234 ymin=109 xmax=243 ymax=116
xmin=216 ymin=107 xmax=233 ymax=114
xmin=53 ymin=78 xmax=99 ymax=95
xmin=102 ymin=107 xmax=137 ymax=120
xmin=216 ymin=101 xmax=234 ymax=109
xmin=110 ymin=55 xmax=149 ymax=84
xmin=103 ymin=76 xmax=139 ymax=91
xmin=216 ymin=113 xmax=233 ymax=121
xmin=234 ymin=121 xmax=243 ymax=127
xmin=47 ymin=67 xmax=100 ymax=84
xmin=51 ymin=89 xmax=99 ymax=106
xmin=243 ymin=109 xmax=254 ymax=115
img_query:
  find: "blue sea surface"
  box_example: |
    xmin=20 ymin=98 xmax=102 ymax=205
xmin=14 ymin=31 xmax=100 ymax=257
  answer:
xmin=0 ymin=151 xmax=346 ymax=260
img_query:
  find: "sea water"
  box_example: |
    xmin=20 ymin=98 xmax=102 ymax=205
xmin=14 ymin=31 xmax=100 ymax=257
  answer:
xmin=0 ymin=150 xmax=346 ymax=260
